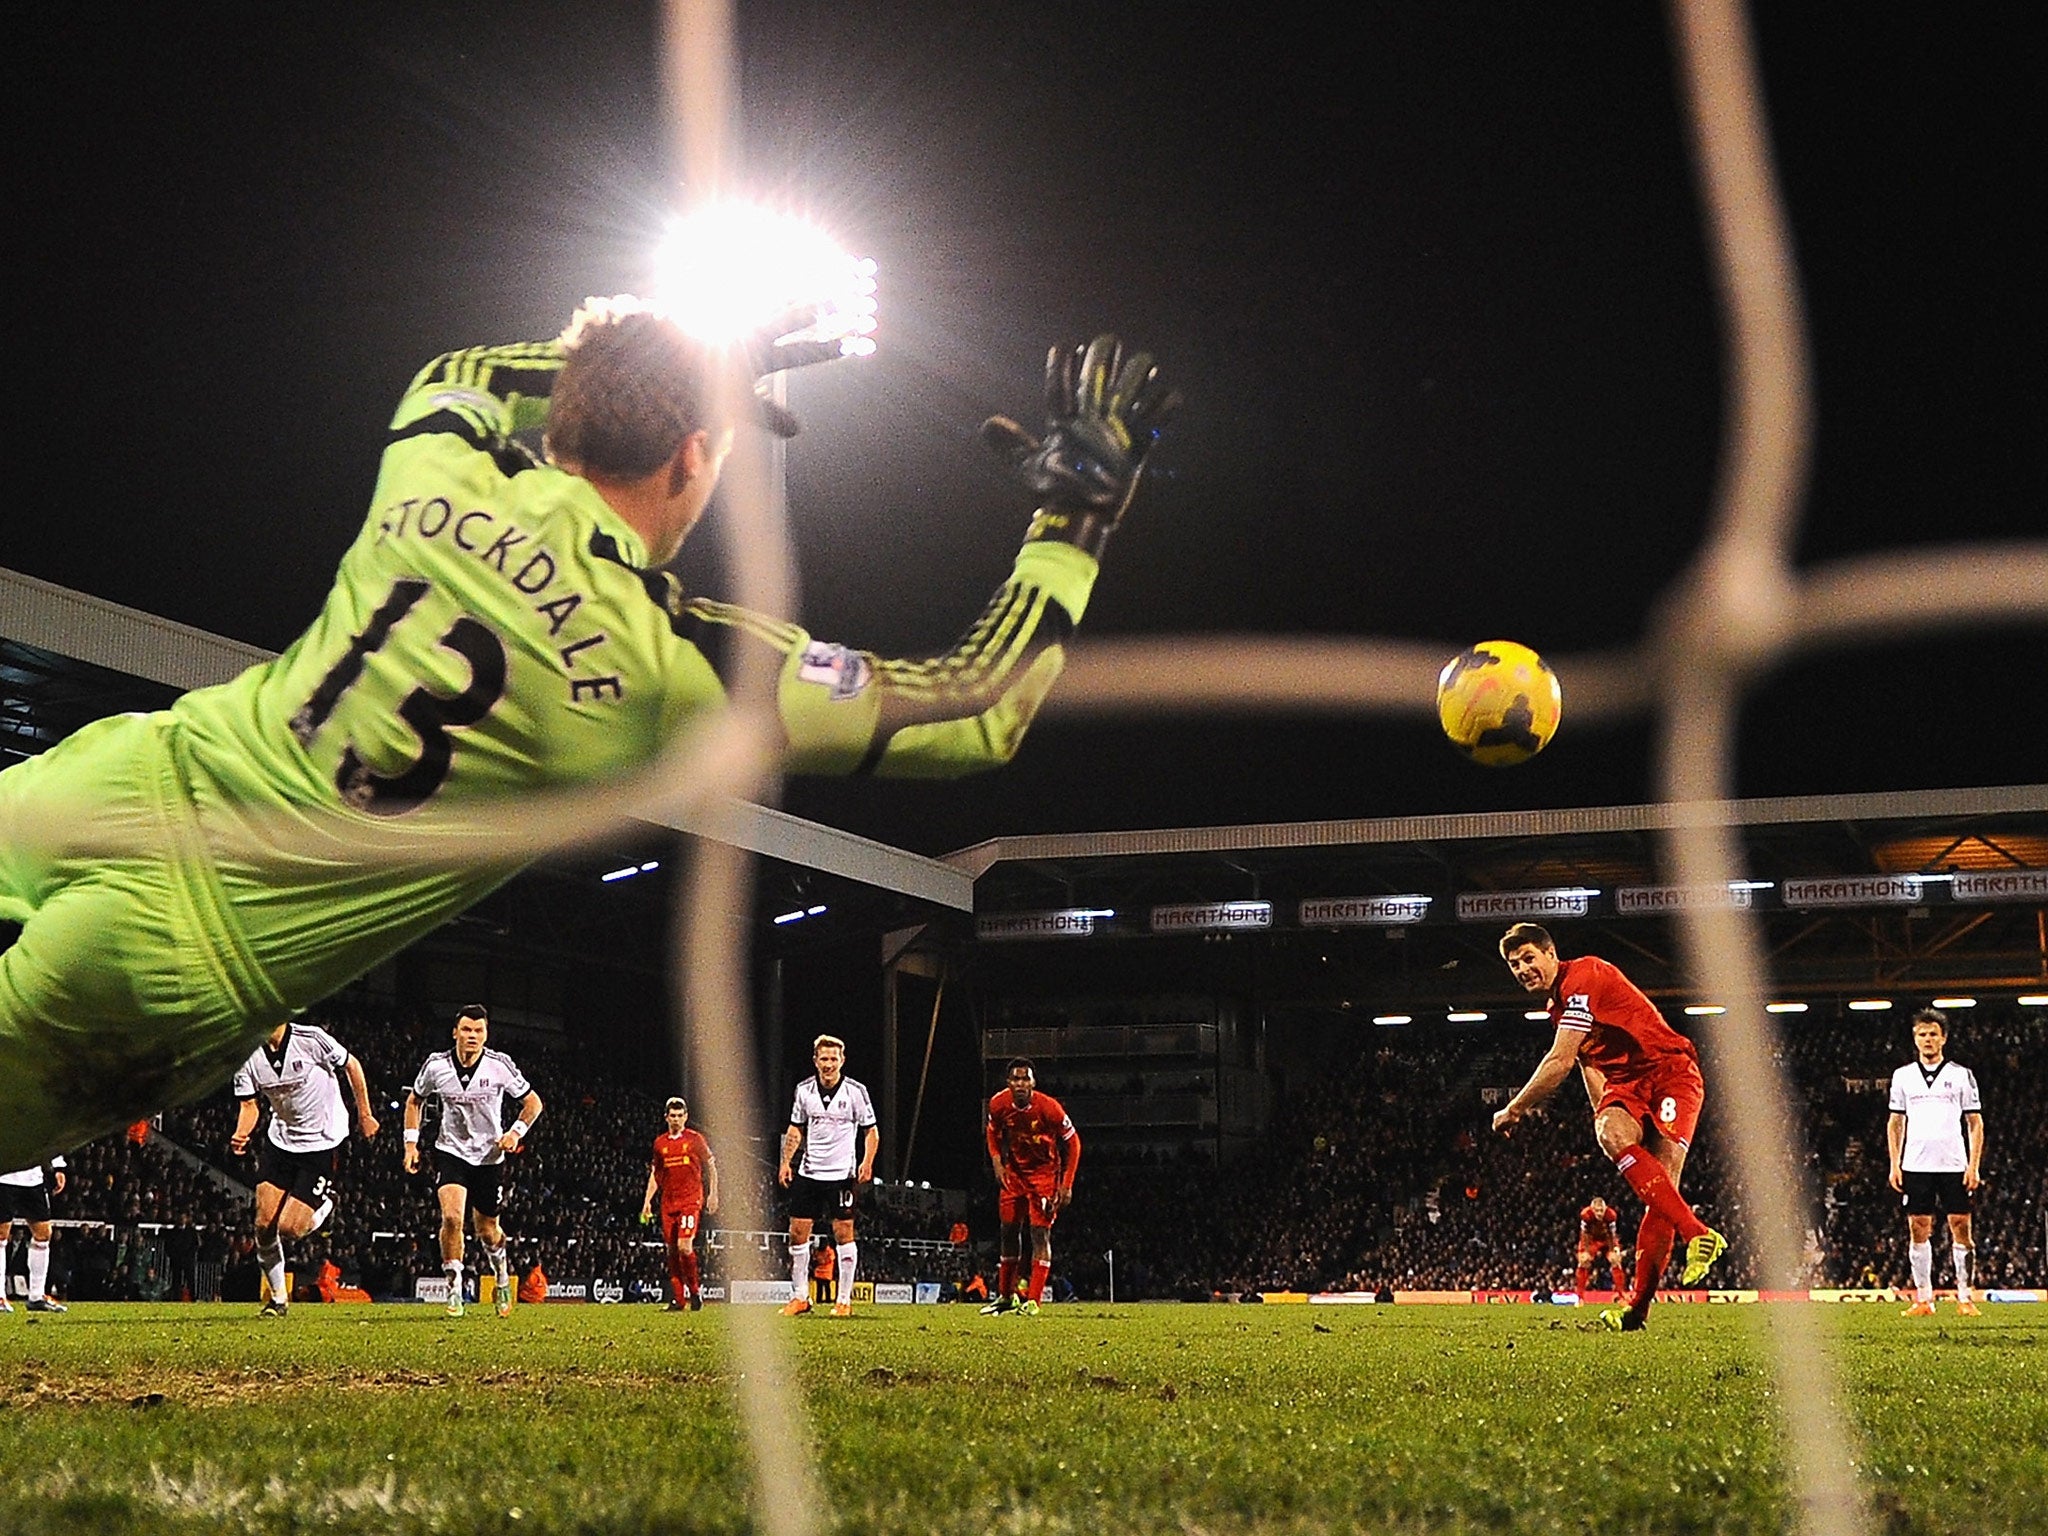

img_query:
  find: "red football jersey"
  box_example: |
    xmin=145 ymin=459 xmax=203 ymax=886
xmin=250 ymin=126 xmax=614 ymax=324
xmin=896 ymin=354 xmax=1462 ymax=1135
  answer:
xmin=1578 ymin=1204 xmax=1618 ymax=1244
xmin=651 ymin=1128 xmax=712 ymax=1212
xmin=1547 ymin=955 xmax=1699 ymax=1083
xmin=986 ymin=1089 xmax=1080 ymax=1184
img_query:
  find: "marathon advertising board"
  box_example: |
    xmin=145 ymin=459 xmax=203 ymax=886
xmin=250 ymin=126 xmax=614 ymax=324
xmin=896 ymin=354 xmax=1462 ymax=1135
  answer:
xmin=975 ymin=908 xmax=1109 ymax=942
xmin=1614 ymin=883 xmax=1756 ymax=915
xmin=730 ymin=1279 xmax=798 ymax=1306
xmin=1781 ymin=875 xmax=1924 ymax=909
xmin=1454 ymin=888 xmax=1597 ymax=923
xmin=1151 ymin=901 xmax=1274 ymax=933
xmin=873 ymin=1283 xmax=916 ymax=1305
xmin=1950 ymin=869 xmax=2048 ymax=904
xmin=1298 ymin=895 xmax=1433 ymax=927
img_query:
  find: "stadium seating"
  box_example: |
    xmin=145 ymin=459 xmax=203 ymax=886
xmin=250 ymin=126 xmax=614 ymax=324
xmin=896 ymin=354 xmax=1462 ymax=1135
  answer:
xmin=40 ymin=997 xmax=2041 ymax=1302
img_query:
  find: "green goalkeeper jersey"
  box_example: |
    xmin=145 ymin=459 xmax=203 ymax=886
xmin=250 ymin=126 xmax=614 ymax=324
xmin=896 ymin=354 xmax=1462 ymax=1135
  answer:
xmin=167 ymin=340 xmax=1099 ymax=1009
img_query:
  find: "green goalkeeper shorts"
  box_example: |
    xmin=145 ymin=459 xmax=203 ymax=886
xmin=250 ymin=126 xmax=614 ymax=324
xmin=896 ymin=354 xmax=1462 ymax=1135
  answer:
xmin=0 ymin=712 xmax=287 ymax=1167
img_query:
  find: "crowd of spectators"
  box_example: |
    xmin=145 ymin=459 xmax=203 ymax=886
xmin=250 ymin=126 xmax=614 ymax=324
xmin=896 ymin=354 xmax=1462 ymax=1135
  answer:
xmin=1047 ymin=1004 xmax=2045 ymax=1299
xmin=21 ymin=996 xmax=2042 ymax=1306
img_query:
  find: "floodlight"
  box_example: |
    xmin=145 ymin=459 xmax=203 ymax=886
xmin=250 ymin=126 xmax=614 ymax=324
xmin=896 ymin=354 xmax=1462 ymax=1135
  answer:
xmin=2018 ymin=994 xmax=2048 ymax=1007
xmin=1684 ymin=1005 xmax=1725 ymax=1016
xmin=651 ymin=204 xmax=879 ymax=354
xmin=1929 ymin=996 xmax=1976 ymax=1009
xmin=1371 ymin=1014 xmax=1411 ymax=1026
xmin=1445 ymin=1011 xmax=1487 ymax=1023
xmin=1846 ymin=999 xmax=1892 ymax=1011
xmin=1765 ymin=1002 xmax=1809 ymax=1014
xmin=1523 ymin=1010 xmax=1551 ymax=1021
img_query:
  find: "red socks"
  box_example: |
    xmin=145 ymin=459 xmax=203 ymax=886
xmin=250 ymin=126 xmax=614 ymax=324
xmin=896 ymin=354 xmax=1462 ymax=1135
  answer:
xmin=1575 ymin=1264 xmax=1592 ymax=1294
xmin=997 ymin=1258 xmax=1018 ymax=1300
xmin=680 ymin=1251 xmax=701 ymax=1299
xmin=1614 ymin=1147 xmax=1709 ymax=1242
xmin=1631 ymin=1212 xmax=1676 ymax=1308
xmin=1028 ymin=1259 xmax=1051 ymax=1303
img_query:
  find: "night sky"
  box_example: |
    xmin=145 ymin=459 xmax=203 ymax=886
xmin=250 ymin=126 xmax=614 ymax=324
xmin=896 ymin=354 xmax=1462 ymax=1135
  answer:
xmin=15 ymin=5 xmax=2041 ymax=856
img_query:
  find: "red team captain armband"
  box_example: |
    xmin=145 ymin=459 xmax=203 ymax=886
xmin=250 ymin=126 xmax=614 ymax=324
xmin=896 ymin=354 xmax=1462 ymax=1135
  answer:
xmin=1549 ymin=955 xmax=1706 ymax=1148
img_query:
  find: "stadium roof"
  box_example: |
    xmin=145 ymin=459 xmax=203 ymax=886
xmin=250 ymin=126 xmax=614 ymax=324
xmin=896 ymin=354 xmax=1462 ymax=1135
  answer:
xmin=6 ymin=566 xmax=2045 ymax=1004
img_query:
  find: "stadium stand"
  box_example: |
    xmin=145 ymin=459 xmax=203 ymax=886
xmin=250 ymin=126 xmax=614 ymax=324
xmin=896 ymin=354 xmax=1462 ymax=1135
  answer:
xmin=36 ymin=993 xmax=2038 ymax=1304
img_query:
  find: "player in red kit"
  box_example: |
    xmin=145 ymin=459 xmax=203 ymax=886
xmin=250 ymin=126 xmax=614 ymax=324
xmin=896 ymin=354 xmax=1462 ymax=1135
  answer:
xmin=1490 ymin=923 xmax=1727 ymax=1331
xmin=640 ymin=1096 xmax=719 ymax=1311
xmin=982 ymin=1058 xmax=1080 ymax=1316
xmin=1575 ymin=1195 xmax=1629 ymax=1298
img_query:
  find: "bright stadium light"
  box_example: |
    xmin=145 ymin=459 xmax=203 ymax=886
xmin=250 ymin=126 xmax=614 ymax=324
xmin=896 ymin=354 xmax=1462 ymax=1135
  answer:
xmin=2018 ymin=994 xmax=2048 ymax=1007
xmin=1371 ymin=1013 xmax=1411 ymax=1026
xmin=651 ymin=204 xmax=879 ymax=353
xmin=1684 ymin=1005 xmax=1725 ymax=1016
xmin=1446 ymin=1010 xmax=1487 ymax=1023
xmin=1766 ymin=1002 xmax=1809 ymax=1014
xmin=1523 ymin=1010 xmax=1551 ymax=1021
xmin=1847 ymin=999 xmax=1893 ymax=1012
xmin=1929 ymin=996 xmax=1976 ymax=1008
xmin=601 ymin=865 xmax=641 ymax=883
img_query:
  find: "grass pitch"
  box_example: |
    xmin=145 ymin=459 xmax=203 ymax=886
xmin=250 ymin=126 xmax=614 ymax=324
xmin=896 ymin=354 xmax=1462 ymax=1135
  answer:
xmin=1 ymin=1300 xmax=2041 ymax=1534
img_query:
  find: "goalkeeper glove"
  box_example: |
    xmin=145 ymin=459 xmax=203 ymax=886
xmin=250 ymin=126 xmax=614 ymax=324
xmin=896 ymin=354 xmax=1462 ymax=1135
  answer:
xmin=743 ymin=302 xmax=864 ymax=439
xmin=981 ymin=334 xmax=1180 ymax=558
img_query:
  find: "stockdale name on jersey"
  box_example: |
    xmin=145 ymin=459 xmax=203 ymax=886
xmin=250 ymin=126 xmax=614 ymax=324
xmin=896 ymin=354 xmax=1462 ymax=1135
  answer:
xmin=376 ymin=497 xmax=620 ymax=702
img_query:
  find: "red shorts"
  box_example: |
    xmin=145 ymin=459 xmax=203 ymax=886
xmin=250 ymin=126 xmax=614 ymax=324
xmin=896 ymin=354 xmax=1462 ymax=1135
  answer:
xmin=999 ymin=1182 xmax=1061 ymax=1229
xmin=1577 ymin=1237 xmax=1620 ymax=1262
xmin=661 ymin=1209 xmax=701 ymax=1246
xmin=1598 ymin=1059 xmax=1705 ymax=1148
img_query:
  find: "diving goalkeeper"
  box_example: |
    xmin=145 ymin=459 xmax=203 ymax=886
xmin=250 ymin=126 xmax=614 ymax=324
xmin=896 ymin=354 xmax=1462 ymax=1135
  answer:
xmin=0 ymin=305 xmax=1177 ymax=1167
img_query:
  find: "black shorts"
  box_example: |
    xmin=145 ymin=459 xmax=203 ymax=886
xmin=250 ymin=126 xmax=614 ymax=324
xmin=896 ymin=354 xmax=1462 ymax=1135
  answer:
xmin=788 ymin=1173 xmax=859 ymax=1226
xmin=437 ymin=1156 xmax=507 ymax=1217
xmin=256 ymin=1142 xmax=339 ymax=1211
xmin=1901 ymin=1170 xmax=1972 ymax=1216
xmin=0 ymin=1182 xmax=52 ymax=1224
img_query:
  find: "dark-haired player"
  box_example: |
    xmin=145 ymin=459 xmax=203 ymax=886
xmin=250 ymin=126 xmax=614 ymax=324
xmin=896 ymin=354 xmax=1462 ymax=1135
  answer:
xmin=1574 ymin=1195 xmax=1628 ymax=1299
xmin=641 ymin=1095 xmax=719 ymax=1310
xmin=1491 ymin=924 xmax=1726 ymax=1331
xmin=0 ymin=293 xmax=1177 ymax=1170
xmin=229 ymin=1015 xmax=380 ymax=1317
xmin=982 ymin=1058 xmax=1080 ymax=1315
xmin=404 ymin=1005 xmax=541 ymax=1318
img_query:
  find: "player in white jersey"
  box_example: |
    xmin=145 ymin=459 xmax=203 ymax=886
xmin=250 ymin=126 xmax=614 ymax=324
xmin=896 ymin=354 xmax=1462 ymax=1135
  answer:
xmin=1887 ymin=1008 xmax=1985 ymax=1317
xmin=777 ymin=1035 xmax=878 ymax=1317
xmin=403 ymin=1005 xmax=542 ymax=1317
xmin=229 ymin=1017 xmax=380 ymax=1318
xmin=0 ymin=1154 xmax=68 ymax=1313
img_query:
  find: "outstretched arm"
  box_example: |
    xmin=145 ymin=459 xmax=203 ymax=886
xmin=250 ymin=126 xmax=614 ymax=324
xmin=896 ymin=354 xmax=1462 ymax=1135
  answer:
xmin=1492 ymin=1027 xmax=1584 ymax=1132
xmin=390 ymin=342 xmax=565 ymax=447
xmin=635 ymin=334 xmax=1177 ymax=781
